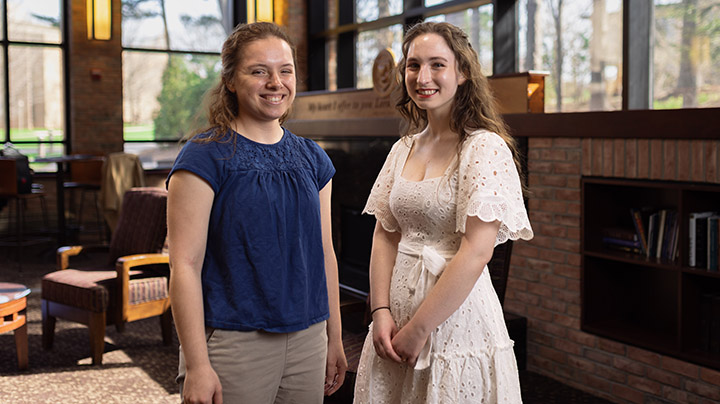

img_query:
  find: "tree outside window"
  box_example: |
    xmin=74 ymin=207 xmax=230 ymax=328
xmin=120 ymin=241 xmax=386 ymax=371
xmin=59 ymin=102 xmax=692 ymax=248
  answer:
xmin=121 ymin=0 xmax=226 ymax=168
xmin=426 ymin=4 xmax=494 ymax=77
xmin=519 ymin=0 xmax=623 ymax=113
xmin=653 ymin=0 xmax=720 ymax=109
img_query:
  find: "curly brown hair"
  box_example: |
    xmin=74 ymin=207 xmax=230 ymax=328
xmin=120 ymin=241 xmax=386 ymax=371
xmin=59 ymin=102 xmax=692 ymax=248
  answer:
xmin=396 ymin=22 xmax=524 ymax=180
xmin=189 ymin=22 xmax=297 ymax=143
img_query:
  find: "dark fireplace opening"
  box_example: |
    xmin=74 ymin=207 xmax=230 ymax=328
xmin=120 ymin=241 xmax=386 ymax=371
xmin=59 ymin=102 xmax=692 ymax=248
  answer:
xmin=318 ymin=137 xmax=396 ymax=297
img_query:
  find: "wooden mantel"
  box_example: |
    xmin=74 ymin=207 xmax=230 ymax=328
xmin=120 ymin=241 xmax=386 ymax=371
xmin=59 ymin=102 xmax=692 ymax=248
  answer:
xmin=286 ymin=72 xmax=547 ymax=138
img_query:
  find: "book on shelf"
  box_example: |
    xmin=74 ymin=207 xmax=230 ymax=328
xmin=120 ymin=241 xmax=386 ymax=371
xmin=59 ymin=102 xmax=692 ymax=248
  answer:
xmin=655 ymin=209 xmax=667 ymax=259
xmin=689 ymin=211 xmax=716 ymax=268
xmin=708 ymin=215 xmax=719 ymax=271
xmin=601 ymin=227 xmax=638 ymax=241
xmin=661 ymin=210 xmax=678 ymax=261
xmin=601 ymin=227 xmax=643 ymax=255
xmin=602 ymin=236 xmax=642 ymax=249
xmin=637 ymin=208 xmax=680 ymax=261
xmin=647 ymin=212 xmax=659 ymax=259
xmin=629 ymin=208 xmax=649 ymax=255
xmin=696 ymin=216 xmax=709 ymax=269
xmin=604 ymin=243 xmax=642 ymax=254
xmin=670 ymin=221 xmax=680 ymax=261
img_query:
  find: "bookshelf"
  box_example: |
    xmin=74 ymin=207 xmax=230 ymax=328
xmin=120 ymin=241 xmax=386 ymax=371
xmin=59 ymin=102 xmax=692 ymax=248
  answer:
xmin=582 ymin=177 xmax=720 ymax=370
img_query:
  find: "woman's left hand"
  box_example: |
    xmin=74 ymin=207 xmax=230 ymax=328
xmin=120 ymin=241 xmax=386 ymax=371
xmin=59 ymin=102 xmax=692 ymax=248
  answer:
xmin=391 ymin=322 xmax=429 ymax=368
xmin=324 ymin=338 xmax=347 ymax=396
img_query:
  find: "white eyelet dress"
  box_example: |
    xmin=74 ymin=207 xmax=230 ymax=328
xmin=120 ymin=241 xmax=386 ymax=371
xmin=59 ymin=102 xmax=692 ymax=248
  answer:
xmin=353 ymin=130 xmax=534 ymax=404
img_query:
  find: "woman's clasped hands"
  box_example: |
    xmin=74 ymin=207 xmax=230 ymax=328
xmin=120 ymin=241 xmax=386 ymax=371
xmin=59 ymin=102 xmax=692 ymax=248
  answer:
xmin=371 ymin=309 xmax=429 ymax=368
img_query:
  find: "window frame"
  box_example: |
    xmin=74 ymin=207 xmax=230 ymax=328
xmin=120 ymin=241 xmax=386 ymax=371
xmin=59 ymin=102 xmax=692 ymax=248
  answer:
xmin=510 ymin=0 xmax=718 ymax=138
xmin=120 ymin=0 xmax=243 ymax=147
xmin=1 ymin=0 xmax=69 ymax=153
xmin=306 ymin=0 xmax=720 ymax=138
xmin=307 ymin=0 xmax=494 ymax=91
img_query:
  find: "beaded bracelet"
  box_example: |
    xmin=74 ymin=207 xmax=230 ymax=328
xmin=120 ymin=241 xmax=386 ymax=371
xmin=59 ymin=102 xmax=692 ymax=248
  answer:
xmin=370 ymin=306 xmax=391 ymax=316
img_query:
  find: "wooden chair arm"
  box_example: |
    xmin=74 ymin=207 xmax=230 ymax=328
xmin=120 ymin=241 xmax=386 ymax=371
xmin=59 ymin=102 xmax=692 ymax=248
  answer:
xmin=115 ymin=253 xmax=170 ymax=322
xmin=56 ymin=246 xmax=83 ymax=270
xmin=115 ymin=253 xmax=170 ymax=272
xmin=56 ymin=244 xmax=110 ymax=270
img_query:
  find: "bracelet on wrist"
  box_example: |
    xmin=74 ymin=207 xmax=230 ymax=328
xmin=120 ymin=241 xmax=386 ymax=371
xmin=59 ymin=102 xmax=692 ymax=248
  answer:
xmin=370 ymin=306 xmax=391 ymax=316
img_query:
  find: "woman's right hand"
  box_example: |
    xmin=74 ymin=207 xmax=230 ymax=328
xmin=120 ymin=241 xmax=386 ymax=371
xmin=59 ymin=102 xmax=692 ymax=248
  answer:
xmin=183 ymin=365 xmax=223 ymax=404
xmin=371 ymin=310 xmax=403 ymax=363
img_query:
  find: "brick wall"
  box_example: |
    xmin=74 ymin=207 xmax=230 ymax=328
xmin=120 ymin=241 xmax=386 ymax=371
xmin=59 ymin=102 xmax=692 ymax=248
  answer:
xmin=68 ymin=0 xmax=124 ymax=155
xmin=581 ymin=139 xmax=720 ymax=183
xmin=506 ymin=137 xmax=720 ymax=403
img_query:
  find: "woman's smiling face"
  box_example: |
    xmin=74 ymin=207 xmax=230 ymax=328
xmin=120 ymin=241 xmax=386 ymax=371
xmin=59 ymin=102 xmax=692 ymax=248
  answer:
xmin=404 ymin=33 xmax=466 ymax=116
xmin=228 ymin=36 xmax=296 ymax=125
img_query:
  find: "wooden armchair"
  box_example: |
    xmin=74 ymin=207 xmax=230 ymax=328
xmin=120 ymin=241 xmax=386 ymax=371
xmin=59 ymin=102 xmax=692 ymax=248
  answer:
xmin=41 ymin=187 xmax=171 ymax=365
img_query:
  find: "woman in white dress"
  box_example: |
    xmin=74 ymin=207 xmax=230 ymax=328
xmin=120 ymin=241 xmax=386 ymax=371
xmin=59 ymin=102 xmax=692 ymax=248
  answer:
xmin=353 ymin=22 xmax=534 ymax=403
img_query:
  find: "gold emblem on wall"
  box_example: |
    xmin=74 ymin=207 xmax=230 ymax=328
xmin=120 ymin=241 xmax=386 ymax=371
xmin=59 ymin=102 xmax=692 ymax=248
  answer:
xmin=372 ymin=48 xmax=396 ymax=98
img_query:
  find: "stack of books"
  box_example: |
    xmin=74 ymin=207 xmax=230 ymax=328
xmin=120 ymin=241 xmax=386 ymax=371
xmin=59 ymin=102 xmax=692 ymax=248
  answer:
xmin=601 ymin=227 xmax=643 ymax=254
xmin=623 ymin=207 xmax=680 ymax=261
xmin=689 ymin=211 xmax=720 ymax=271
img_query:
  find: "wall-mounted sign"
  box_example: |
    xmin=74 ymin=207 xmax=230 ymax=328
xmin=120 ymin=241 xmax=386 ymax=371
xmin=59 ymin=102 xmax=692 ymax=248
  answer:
xmin=372 ymin=48 xmax=397 ymax=98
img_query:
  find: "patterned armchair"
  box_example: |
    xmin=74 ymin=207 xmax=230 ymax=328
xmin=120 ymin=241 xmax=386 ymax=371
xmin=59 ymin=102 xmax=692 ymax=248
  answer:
xmin=41 ymin=187 xmax=171 ymax=365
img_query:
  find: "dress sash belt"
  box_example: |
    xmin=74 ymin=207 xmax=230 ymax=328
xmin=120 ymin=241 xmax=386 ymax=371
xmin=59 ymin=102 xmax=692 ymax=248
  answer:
xmin=396 ymin=242 xmax=454 ymax=370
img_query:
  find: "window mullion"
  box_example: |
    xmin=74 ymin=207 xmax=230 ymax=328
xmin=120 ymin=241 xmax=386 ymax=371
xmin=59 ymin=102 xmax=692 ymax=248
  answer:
xmin=493 ymin=0 xmax=517 ymax=75
xmin=308 ymin=0 xmax=328 ymax=90
xmin=2 ymin=0 xmax=9 ymax=144
xmin=337 ymin=0 xmax=355 ymax=89
xmin=624 ymin=0 xmax=652 ymax=110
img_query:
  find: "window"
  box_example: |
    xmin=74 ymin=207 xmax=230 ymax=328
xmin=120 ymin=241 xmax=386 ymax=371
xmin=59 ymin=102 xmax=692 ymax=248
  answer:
xmin=313 ymin=0 xmax=495 ymax=91
xmin=2 ymin=0 xmax=65 ymax=172
xmin=326 ymin=0 xmax=338 ymax=90
xmin=356 ymin=25 xmax=403 ymax=89
xmin=653 ymin=0 xmax=720 ymax=109
xmin=121 ymin=0 xmax=227 ymax=168
xmin=356 ymin=0 xmax=403 ymax=23
xmin=122 ymin=0 xmax=225 ymax=52
xmin=426 ymin=3 xmax=494 ymax=76
xmin=312 ymin=0 xmax=719 ymax=114
xmin=518 ymin=0 xmax=623 ymax=113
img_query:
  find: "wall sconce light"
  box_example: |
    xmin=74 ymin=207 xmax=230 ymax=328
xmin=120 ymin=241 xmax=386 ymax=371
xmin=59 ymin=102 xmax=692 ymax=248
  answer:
xmin=87 ymin=0 xmax=112 ymax=40
xmin=247 ymin=0 xmax=274 ymax=23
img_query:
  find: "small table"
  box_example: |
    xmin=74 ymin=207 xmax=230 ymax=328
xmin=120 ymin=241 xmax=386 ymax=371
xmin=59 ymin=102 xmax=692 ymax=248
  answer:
xmin=0 ymin=282 xmax=31 ymax=370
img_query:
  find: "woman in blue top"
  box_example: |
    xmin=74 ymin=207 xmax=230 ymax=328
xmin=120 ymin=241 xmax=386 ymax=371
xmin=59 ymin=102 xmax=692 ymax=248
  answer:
xmin=167 ymin=22 xmax=346 ymax=404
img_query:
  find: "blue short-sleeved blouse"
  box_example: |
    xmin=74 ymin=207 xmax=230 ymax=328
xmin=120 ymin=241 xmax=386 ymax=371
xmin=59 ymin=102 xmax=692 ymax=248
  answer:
xmin=167 ymin=127 xmax=335 ymax=333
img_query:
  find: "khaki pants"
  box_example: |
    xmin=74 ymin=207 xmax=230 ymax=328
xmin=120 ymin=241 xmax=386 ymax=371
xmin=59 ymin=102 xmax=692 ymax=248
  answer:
xmin=178 ymin=321 xmax=328 ymax=404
